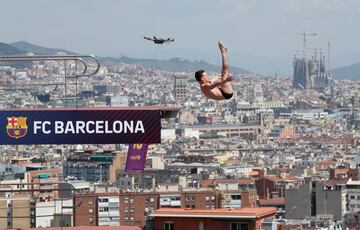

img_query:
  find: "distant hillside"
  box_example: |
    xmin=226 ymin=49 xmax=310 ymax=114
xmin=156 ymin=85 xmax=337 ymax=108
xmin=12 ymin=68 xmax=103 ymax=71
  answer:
xmin=331 ymin=63 xmax=360 ymax=81
xmin=100 ymin=56 xmax=250 ymax=74
xmin=11 ymin=41 xmax=77 ymax=55
xmin=0 ymin=42 xmax=25 ymax=55
xmin=1 ymin=41 xmax=250 ymax=73
xmin=3 ymin=41 xmax=360 ymax=78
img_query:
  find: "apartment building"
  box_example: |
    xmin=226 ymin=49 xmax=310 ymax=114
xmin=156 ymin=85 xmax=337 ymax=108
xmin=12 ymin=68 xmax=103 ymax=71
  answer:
xmin=73 ymin=186 xmax=256 ymax=228
xmin=0 ymin=193 xmax=36 ymax=229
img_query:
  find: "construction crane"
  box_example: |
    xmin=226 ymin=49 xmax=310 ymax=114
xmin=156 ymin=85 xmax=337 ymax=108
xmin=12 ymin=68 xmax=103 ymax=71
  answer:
xmin=281 ymin=31 xmax=317 ymax=50
xmin=300 ymin=31 xmax=317 ymax=50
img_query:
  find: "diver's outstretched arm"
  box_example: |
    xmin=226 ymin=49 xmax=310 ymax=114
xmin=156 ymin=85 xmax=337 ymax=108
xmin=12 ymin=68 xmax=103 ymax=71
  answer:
xmin=203 ymin=76 xmax=233 ymax=90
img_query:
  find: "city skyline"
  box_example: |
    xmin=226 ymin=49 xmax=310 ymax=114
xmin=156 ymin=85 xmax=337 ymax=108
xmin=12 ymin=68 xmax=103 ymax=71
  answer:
xmin=1 ymin=14 xmax=360 ymax=228
xmin=1 ymin=0 xmax=360 ymax=75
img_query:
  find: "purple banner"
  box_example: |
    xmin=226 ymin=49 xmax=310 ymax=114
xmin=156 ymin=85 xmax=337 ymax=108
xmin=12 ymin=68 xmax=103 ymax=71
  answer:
xmin=124 ymin=144 xmax=148 ymax=172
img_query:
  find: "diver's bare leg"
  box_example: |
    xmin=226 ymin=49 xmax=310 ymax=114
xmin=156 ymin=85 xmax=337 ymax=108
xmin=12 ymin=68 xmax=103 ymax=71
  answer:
xmin=219 ymin=41 xmax=229 ymax=80
xmin=221 ymin=78 xmax=234 ymax=94
xmin=218 ymin=41 xmax=233 ymax=94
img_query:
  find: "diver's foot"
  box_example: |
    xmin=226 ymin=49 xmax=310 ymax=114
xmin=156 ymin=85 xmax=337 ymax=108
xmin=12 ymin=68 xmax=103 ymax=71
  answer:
xmin=218 ymin=41 xmax=228 ymax=52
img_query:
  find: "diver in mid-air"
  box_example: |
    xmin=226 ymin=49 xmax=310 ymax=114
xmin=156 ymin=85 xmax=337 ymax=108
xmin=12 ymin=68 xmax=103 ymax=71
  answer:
xmin=195 ymin=41 xmax=234 ymax=100
xmin=143 ymin=36 xmax=175 ymax=44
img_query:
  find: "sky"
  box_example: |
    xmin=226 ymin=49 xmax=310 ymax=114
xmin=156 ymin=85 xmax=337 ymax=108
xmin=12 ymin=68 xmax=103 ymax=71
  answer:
xmin=1 ymin=0 xmax=360 ymax=75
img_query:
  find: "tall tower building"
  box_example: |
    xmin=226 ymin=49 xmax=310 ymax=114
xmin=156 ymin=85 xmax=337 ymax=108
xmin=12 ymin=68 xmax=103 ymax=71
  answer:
xmin=173 ymin=75 xmax=188 ymax=103
xmin=247 ymin=84 xmax=263 ymax=104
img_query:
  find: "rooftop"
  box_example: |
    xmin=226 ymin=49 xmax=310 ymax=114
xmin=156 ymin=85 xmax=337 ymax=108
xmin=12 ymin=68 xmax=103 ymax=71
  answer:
xmin=347 ymin=179 xmax=360 ymax=185
xmin=152 ymin=207 xmax=277 ymax=219
xmin=259 ymin=198 xmax=285 ymax=206
xmin=201 ymin=178 xmax=255 ymax=187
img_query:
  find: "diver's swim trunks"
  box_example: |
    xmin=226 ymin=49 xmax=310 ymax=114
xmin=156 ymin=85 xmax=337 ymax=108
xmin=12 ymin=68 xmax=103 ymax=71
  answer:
xmin=220 ymin=89 xmax=233 ymax=99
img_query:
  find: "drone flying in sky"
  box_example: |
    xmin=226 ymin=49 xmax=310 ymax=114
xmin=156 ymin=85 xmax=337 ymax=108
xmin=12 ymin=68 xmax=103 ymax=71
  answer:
xmin=143 ymin=36 xmax=175 ymax=45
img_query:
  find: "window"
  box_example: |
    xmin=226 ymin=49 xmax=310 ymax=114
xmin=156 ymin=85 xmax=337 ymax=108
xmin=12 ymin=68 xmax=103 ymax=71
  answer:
xmin=99 ymin=198 xmax=109 ymax=203
xmin=205 ymin=196 xmax=210 ymax=201
xmin=89 ymin=218 xmax=93 ymax=224
xmin=150 ymin=198 xmax=154 ymax=202
xmin=231 ymin=223 xmax=248 ymax=230
xmin=89 ymin=209 xmax=93 ymax=214
xmin=130 ymin=198 xmax=134 ymax=203
xmin=99 ymin=207 xmax=109 ymax=212
xmin=165 ymin=222 xmax=174 ymax=230
xmin=231 ymin=195 xmax=241 ymax=200
xmin=130 ymin=208 xmax=134 ymax=213
xmin=125 ymin=208 xmax=129 ymax=213
xmin=130 ymin=216 xmax=135 ymax=221
xmin=88 ymin=199 xmax=94 ymax=205
xmin=109 ymin=207 xmax=119 ymax=212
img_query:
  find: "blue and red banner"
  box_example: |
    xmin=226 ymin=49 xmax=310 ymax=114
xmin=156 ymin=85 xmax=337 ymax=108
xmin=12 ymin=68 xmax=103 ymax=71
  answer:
xmin=124 ymin=144 xmax=148 ymax=172
xmin=0 ymin=109 xmax=160 ymax=145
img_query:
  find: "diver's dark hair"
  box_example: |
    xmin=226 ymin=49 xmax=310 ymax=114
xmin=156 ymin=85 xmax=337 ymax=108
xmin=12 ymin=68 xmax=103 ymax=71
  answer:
xmin=195 ymin=70 xmax=205 ymax=82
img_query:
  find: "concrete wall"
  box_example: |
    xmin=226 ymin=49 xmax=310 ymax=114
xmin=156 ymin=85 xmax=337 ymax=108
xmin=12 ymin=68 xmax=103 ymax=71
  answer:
xmin=12 ymin=199 xmax=31 ymax=228
xmin=109 ymin=152 xmax=126 ymax=182
xmin=36 ymin=199 xmax=73 ymax=227
xmin=285 ymin=182 xmax=312 ymax=219
xmin=315 ymin=183 xmax=344 ymax=221
xmin=0 ymin=200 xmax=8 ymax=228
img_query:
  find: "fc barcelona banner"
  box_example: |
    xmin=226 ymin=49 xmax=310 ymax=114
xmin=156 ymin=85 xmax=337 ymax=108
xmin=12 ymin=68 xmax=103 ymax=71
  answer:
xmin=0 ymin=109 xmax=160 ymax=145
xmin=124 ymin=144 xmax=148 ymax=172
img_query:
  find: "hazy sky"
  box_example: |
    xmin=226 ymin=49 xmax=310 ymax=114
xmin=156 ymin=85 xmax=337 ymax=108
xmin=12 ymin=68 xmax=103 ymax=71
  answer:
xmin=1 ymin=0 xmax=360 ymax=74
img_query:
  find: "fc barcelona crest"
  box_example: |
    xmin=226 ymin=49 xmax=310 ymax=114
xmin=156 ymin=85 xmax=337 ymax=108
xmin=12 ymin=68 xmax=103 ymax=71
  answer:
xmin=6 ymin=117 xmax=28 ymax=139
